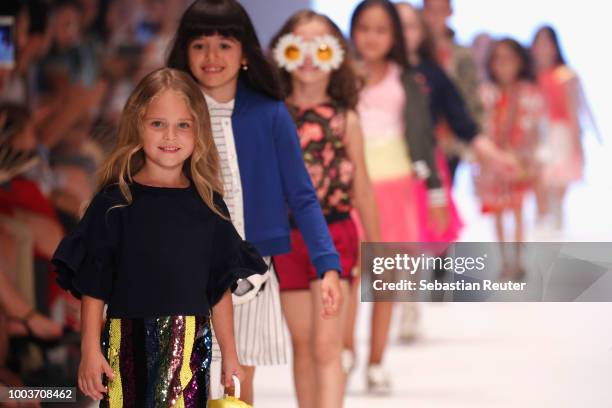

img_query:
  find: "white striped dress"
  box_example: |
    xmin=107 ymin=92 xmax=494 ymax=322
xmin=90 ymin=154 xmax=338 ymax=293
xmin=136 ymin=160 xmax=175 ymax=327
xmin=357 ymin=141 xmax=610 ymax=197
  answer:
xmin=204 ymin=94 xmax=288 ymax=397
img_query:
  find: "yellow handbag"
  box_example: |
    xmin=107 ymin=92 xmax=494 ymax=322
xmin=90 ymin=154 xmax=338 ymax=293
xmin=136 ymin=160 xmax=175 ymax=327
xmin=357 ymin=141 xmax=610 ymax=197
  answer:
xmin=208 ymin=375 xmax=252 ymax=408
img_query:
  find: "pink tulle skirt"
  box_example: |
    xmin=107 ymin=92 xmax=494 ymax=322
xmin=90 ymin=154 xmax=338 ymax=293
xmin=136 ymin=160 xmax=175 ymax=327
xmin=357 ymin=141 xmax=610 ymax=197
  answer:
xmin=361 ymin=174 xmax=421 ymax=243
xmin=414 ymin=148 xmax=463 ymax=243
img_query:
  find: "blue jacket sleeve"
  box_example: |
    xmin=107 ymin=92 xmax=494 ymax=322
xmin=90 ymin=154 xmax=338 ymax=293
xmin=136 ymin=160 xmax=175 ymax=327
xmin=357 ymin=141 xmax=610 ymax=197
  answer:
xmin=271 ymin=103 xmax=341 ymax=277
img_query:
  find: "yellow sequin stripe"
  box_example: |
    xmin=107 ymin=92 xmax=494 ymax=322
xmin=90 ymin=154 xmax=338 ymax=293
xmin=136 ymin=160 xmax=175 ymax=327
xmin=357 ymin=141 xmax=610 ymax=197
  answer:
xmin=174 ymin=316 xmax=196 ymax=408
xmin=108 ymin=319 xmax=123 ymax=408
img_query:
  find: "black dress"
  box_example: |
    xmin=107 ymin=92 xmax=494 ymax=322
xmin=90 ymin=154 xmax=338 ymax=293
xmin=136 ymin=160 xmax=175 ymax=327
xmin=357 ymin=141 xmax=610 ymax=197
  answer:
xmin=51 ymin=181 xmax=266 ymax=407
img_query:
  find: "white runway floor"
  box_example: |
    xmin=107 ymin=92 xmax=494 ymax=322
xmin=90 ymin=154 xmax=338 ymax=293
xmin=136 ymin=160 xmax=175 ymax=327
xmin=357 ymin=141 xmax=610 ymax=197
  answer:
xmin=254 ymin=138 xmax=612 ymax=407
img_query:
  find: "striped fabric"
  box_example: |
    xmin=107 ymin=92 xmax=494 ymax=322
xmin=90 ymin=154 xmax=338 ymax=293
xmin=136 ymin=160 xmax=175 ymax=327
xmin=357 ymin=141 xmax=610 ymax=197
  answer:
xmin=204 ymin=93 xmax=288 ymax=399
xmin=204 ymin=94 xmax=245 ymax=238
xmin=100 ymin=315 xmax=212 ymax=407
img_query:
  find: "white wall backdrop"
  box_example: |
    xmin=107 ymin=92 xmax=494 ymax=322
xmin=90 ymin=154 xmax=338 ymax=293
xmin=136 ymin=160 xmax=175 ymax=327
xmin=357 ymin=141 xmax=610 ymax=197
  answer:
xmin=312 ymin=0 xmax=612 ymax=239
xmin=312 ymin=0 xmax=610 ymax=146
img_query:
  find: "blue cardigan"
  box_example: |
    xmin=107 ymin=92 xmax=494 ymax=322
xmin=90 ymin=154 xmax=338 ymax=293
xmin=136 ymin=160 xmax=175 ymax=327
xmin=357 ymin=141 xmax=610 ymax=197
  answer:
xmin=230 ymin=81 xmax=340 ymax=277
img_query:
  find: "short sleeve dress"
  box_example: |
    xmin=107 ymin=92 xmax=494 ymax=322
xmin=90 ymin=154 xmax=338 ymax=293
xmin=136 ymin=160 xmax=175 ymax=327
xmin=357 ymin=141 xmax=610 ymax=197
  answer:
xmin=51 ymin=181 xmax=267 ymax=406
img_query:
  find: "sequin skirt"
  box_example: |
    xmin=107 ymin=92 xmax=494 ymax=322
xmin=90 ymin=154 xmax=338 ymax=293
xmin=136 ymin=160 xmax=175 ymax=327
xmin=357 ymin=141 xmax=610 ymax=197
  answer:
xmin=100 ymin=315 xmax=212 ymax=408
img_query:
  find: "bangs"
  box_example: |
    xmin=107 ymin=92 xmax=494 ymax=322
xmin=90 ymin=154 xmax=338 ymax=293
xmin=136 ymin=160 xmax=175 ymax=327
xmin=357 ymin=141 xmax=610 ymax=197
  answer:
xmin=179 ymin=1 xmax=249 ymax=43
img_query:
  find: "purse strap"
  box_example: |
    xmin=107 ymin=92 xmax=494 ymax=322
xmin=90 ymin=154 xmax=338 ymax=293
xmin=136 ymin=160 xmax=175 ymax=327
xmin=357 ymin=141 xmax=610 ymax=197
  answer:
xmin=224 ymin=375 xmax=241 ymax=399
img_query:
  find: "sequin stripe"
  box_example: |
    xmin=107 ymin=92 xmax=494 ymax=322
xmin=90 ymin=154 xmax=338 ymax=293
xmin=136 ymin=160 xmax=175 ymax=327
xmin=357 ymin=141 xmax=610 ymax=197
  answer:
xmin=183 ymin=316 xmax=211 ymax=407
xmin=132 ymin=320 xmax=148 ymax=405
xmin=167 ymin=317 xmax=186 ymax=407
xmin=118 ymin=319 xmax=135 ymax=406
xmin=183 ymin=317 xmax=202 ymax=407
xmin=100 ymin=320 xmax=111 ymax=408
xmin=153 ymin=316 xmax=174 ymax=407
xmin=107 ymin=319 xmax=123 ymax=408
xmin=144 ymin=318 xmax=160 ymax=408
xmin=175 ymin=316 xmax=196 ymax=407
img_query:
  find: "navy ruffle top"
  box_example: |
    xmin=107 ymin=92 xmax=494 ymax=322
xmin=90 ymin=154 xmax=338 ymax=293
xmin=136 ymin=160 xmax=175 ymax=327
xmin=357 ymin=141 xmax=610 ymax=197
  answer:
xmin=51 ymin=182 xmax=267 ymax=319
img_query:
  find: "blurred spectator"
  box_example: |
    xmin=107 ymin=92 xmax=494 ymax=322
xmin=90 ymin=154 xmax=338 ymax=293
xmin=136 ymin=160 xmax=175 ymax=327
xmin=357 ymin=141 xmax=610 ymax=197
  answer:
xmin=471 ymin=32 xmax=493 ymax=84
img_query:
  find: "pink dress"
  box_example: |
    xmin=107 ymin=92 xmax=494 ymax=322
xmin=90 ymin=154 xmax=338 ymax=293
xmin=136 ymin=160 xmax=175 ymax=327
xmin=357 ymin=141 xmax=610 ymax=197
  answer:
xmin=357 ymin=63 xmax=419 ymax=242
xmin=537 ymin=66 xmax=584 ymax=187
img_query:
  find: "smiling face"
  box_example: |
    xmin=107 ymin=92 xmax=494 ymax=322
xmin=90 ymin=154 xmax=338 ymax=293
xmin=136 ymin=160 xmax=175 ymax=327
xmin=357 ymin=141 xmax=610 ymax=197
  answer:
xmin=187 ymin=34 xmax=246 ymax=101
xmin=140 ymin=89 xmax=195 ymax=175
xmin=352 ymin=5 xmax=394 ymax=64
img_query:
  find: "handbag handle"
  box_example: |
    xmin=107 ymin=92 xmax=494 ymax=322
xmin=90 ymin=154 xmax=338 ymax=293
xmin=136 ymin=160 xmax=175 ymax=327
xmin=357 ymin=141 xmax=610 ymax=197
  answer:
xmin=225 ymin=375 xmax=240 ymax=398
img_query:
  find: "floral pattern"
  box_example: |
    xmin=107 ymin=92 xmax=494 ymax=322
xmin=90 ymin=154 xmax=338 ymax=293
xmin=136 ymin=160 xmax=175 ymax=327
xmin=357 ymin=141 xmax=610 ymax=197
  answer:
xmin=476 ymin=81 xmax=544 ymax=212
xmin=289 ymin=102 xmax=354 ymax=216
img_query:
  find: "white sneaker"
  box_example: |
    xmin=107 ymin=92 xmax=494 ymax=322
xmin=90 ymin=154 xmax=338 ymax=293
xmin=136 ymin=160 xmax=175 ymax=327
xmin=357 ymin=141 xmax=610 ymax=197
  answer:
xmin=366 ymin=364 xmax=392 ymax=395
xmin=341 ymin=349 xmax=355 ymax=376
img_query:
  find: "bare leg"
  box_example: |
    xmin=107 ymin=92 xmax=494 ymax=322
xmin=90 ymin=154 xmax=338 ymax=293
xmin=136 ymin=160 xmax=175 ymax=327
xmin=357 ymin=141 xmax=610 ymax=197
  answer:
xmin=368 ymin=302 xmax=393 ymax=365
xmin=513 ymin=203 xmax=524 ymax=244
xmin=535 ymin=183 xmax=549 ymax=221
xmin=342 ymin=277 xmax=359 ymax=353
xmin=495 ymin=212 xmax=511 ymax=277
xmin=311 ymin=280 xmax=349 ymax=408
xmin=281 ymin=290 xmax=316 ymax=408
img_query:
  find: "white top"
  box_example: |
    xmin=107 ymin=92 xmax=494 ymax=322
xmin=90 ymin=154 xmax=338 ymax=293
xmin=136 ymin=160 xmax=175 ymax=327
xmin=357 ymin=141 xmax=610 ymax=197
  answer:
xmin=204 ymin=93 xmax=245 ymax=238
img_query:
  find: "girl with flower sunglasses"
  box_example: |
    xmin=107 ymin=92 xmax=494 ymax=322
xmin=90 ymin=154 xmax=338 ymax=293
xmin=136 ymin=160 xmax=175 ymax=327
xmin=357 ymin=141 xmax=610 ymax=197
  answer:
xmin=270 ymin=10 xmax=380 ymax=408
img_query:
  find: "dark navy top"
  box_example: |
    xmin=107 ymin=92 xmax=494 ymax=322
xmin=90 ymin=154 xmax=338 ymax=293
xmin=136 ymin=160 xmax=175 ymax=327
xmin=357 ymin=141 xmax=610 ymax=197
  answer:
xmin=416 ymin=60 xmax=479 ymax=142
xmin=51 ymin=182 xmax=267 ymax=319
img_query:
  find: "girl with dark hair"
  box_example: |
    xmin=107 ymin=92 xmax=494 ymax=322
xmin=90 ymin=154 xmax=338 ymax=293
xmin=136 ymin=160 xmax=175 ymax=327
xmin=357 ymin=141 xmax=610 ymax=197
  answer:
xmin=531 ymin=25 xmax=592 ymax=232
xmin=269 ymin=10 xmax=380 ymax=407
xmin=349 ymin=0 xmax=448 ymax=394
xmin=167 ymin=1 xmax=343 ymax=404
xmin=477 ymin=39 xmax=544 ymax=277
xmin=395 ymin=2 xmax=468 ymax=245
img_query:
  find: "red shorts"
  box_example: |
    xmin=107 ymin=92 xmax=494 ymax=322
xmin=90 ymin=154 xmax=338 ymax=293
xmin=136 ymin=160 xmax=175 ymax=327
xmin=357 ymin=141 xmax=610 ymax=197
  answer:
xmin=274 ymin=218 xmax=359 ymax=291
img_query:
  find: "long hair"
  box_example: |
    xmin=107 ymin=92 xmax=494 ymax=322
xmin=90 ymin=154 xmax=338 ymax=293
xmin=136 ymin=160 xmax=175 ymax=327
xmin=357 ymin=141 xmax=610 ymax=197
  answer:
xmin=167 ymin=0 xmax=283 ymax=100
xmin=486 ymin=38 xmax=534 ymax=84
xmin=96 ymin=68 xmax=226 ymax=218
xmin=269 ymin=10 xmax=363 ymax=109
xmin=395 ymin=2 xmax=437 ymax=64
xmin=349 ymin=0 xmax=410 ymax=70
xmin=532 ymin=25 xmax=567 ymax=67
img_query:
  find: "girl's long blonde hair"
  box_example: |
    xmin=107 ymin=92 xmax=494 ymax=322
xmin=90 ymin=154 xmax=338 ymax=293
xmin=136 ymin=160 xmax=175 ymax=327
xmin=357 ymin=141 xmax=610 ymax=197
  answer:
xmin=96 ymin=68 xmax=225 ymax=217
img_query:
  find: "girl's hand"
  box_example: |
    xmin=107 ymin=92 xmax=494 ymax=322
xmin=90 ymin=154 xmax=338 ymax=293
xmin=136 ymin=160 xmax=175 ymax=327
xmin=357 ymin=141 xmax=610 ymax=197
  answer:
xmin=428 ymin=204 xmax=449 ymax=233
xmin=321 ymin=270 xmax=343 ymax=319
xmin=221 ymin=355 xmax=245 ymax=392
xmin=78 ymin=348 xmax=114 ymax=401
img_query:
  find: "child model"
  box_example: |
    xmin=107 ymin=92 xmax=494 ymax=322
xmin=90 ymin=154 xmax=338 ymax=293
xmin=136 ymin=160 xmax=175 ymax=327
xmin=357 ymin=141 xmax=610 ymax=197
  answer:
xmin=478 ymin=39 xmax=543 ymax=276
xmin=531 ymin=25 xmax=590 ymax=232
xmin=270 ymin=10 xmax=380 ymax=407
xmin=52 ymin=68 xmax=267 ymax=405
xmin=349 ymin=0 xmax=447 ymax=393
xmin=167 ymin=0 xmax=343 ymax=403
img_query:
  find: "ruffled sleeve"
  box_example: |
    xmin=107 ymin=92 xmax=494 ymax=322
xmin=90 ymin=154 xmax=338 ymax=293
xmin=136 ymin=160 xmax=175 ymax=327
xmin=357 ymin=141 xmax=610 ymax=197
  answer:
xmin=207 ymin=195 xmax=267 ymax=307
xmin=51 ymin=190 xmax=121 ymax=302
